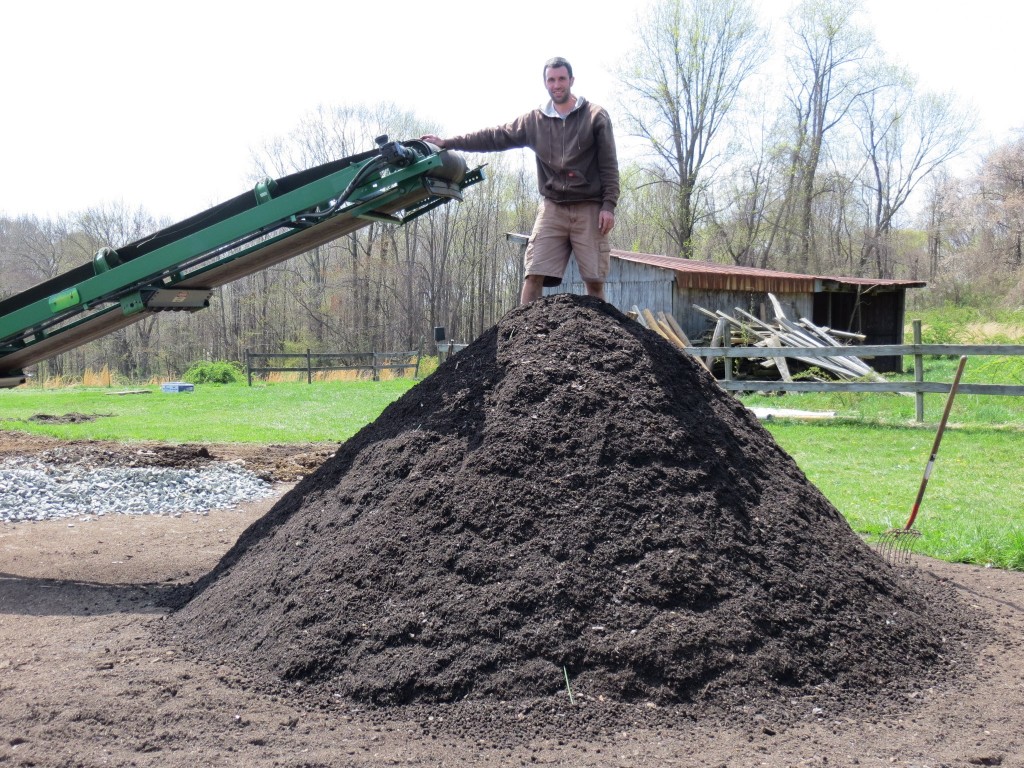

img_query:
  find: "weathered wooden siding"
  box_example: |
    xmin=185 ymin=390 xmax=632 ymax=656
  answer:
xmin=546 ymin=258 xmax=675 ymax=318
xmin=537 ymin=250 xmax=913 ymax=367
xmin=547 ymin=259 xmax=811 ymax=344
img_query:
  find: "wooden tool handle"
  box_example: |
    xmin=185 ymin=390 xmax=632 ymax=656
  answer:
xmin=903 ymin=356 xmax=967 ymax=530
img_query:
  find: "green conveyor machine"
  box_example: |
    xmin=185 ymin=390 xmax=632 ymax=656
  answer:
xmin=0 ymin=137 xmax=482 ymax=388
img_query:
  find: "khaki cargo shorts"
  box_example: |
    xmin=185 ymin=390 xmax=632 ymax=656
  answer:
xmin=524 ymin=198 xmax=610 ymax=287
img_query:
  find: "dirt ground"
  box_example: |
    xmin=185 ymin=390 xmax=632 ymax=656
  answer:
xmin=0 ymin=433 xmax=1022 ymax=766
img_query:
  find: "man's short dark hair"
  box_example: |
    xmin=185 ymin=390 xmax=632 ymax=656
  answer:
xmin=543 ymin=56 xmax=573 ymax=79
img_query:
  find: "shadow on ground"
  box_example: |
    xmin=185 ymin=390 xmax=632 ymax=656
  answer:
xmin=0 ymin=572 xmax=173 ymax=616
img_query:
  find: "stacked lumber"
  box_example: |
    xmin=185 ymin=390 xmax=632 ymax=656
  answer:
xmin=629 ymin=306 xmax=712 ymax=371
xmin=629 ymin=306 xmax=691 ymax=349
xmin=693 ymin=293 xmax=883 ymax=382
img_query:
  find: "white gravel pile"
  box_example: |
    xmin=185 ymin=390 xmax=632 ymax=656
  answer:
xmin=0 ymin=457 xmax=277 ymax=523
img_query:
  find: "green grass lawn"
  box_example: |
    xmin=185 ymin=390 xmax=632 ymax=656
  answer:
xmin=0 ymin=380 xmax=418 ymax=443
xmin=739 ymin=353 xmax=1024 ymax=569
xmin=2 ymin=371 xmax=1022 ymax=570
xmin=765 ymin=421 xmax=1024 ymax=569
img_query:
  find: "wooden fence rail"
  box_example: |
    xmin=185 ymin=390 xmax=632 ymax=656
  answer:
xmin=245 ymin=348 xmax=421 ymax=386
xmin=685 ymin=339 xmax=1024 ymax=422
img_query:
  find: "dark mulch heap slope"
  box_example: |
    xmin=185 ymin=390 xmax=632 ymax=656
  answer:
xmin=167 ymin=294 xmax=967 ymax=709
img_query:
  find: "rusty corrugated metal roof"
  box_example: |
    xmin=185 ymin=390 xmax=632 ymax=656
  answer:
xmin=612 ymin=250 xmax=927 ymax=293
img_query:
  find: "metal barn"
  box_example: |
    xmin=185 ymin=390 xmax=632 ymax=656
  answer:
xmin=508 ymin=236 xmax=927 ymax=374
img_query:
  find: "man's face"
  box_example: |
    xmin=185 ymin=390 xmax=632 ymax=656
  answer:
xmin=544 ymin=66 xmax=574 ymax=105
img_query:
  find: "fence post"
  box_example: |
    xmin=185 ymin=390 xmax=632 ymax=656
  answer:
xmin=913 ymin=320 xmax=924 ymax=423
xmin=415 ymin=336 xmax=423 ymax=379
xmin=372 ymin=352 xmax=379 ymax=382
xmin=307 ymin=349 xmax=312 ymax=385
xmin=246 ymin=349 xmax=252 ymax=387
xmin=723 ymin=327 xmax=733 ymax=387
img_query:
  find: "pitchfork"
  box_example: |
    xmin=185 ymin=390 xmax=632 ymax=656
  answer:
xmin=878 ymin=355 xmax=967 ymax=565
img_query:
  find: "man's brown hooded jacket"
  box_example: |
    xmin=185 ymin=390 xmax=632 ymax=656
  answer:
xmin=443 ymin=97 xmax=620 ymax=214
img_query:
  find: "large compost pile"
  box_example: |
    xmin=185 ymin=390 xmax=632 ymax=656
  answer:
xmin=166 ymin=295 xmax=968 ymax=713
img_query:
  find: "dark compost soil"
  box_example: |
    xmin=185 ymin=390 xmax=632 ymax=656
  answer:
xmin=163 ymin=294 xmax=978 ymax=729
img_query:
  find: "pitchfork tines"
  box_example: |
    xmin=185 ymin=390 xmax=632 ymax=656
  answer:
xmin=878 ymin=526 xmax=922 ymax=564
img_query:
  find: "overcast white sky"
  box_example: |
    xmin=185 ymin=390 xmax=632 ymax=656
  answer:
xmin=1 ymin=0 xmax=1021 ymax=223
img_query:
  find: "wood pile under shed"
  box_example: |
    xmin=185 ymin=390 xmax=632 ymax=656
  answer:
xmin=627 ymin=306 xmax=712 ymax=372
xmin=692 ymin=293 xmax=884 ymax=382
xmin=629 ymin=306 xmax=692 ymax=348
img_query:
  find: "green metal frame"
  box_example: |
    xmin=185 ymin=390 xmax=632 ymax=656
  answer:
xmin=0 ymin=142 xmax=484 ymax=385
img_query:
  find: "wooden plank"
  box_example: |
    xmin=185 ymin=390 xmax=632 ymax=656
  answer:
xmin=761 ymin=293 xmax=878 ymax=378
xmin=781 ymin=325 xmax=872 ymax=378
xmin=914 ymin=344 xmax=1024 ymax=355
xmin=767 ymin=293 xmax=788 ymax=322
xmin=728 ymin=306 xmax=866 ymax=379
xmin=642 ymin=308 xmax=673 ymax=343
xmin=705 ymin=317 xmax=726 ymax=369
xmin=643 ymin=309 xmax=700 ymax=366
xmin=652 ymin=311 xmax=684 ymax=347
xmin=765 ymin=335 xmax=793 ymax=381
xmin=651 ymin=309 xmax=712 ymax=370
xmin=799 ymin=318 xmax=865 ymax=342
xmin=685 ymin=341 xmax=1024 ymax=361
xmin=711 ymin=380 xmax=1024 ymax=396
xmin=661 ymin=325 xmax=686 ymax=349
xmin=733 ymin=307 xmax=776 ymax=335
xmin=662 ymin=312 xmax=693 ymax=346
xmin=656 ymin=311 xmax=685 ymax=347
xmin=755 ymin=310 xmax=877 ymax=379
xmin=692 ymin=303 xmax=721 ymax=322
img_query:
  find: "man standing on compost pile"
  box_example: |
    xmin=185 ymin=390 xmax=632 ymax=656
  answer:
xmin=422 ymin=56 xmax=619 ymax=304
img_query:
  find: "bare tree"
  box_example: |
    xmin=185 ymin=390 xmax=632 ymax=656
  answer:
xmin=782 ymin=0 xmax=876 ymax=272
xmin=0 ymin=215 xmax=81 ymax=379
xmin=74 ymin=203 xmax=164 ymax=379
xmin=704 ymin=109 xmax=794 ymax=268
xmin=1 ymin=215 xmax=75 ymax=288
xmin=855 ymin=76 xmax=975 ymax=277
xmin=978 ymin=131 xmax=1024 ymax=269
xmin=248 ymin=102 xmax=438 ymax=354
xmin=618 ymin=0 xmax=767 ymax=258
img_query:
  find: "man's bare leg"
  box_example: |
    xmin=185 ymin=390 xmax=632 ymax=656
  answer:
xmin=520 ymin=275 xmax=545 ymax=304
xmin=584 ymin=281 xmax=605 ymax=301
